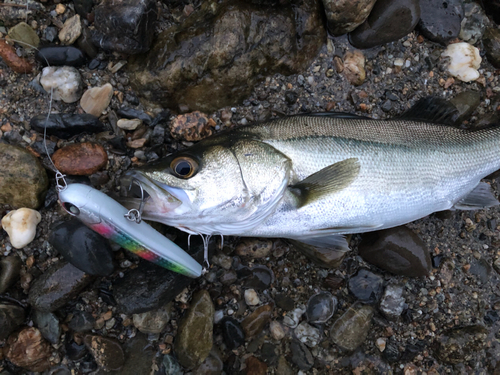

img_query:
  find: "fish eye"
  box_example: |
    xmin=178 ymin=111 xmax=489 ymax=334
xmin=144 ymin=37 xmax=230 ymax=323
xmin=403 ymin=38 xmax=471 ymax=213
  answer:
xmin=170 ymin=157 xmax=198 ymax=179
xmin=63 ymin=202 xmax=80 ymax=216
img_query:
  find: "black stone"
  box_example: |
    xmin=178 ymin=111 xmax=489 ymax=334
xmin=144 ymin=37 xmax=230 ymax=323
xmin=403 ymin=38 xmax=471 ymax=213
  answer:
xmin=290 ymin=340 xmax=314 ymax=371
xmin=236 ymin=264 xmax=274 ymax=290
xmin=68 ymin=311 xmax=96 ymax=332
xmin=0 ymin=255 xmax=22 ymax=294
xmin=348 ymin=269 xmax=384 ymax=304
xmin=77 ymin=26 xmax=98 ymax=59
xmin=285 ymin=91 xmax=298 ymax=105
xmin=484 ymin=310 xmax=500 ymax=325
xmin=32 ymin=310 xmax=61 ymax=344
xmin=418 ymin=0 xmax=464 ymax=45
xmin=260 ymin=342 xmax=278 ymax=365
xmin=30 ymin=114 xmax=106 ymax=139
xmin=88 ymin=59 xmax=100 ymax=70
xmin=65 ymin=335 xmax=88 ymax=361
xmin=275 ymin=293 xmax=295 ymax=311
xmin=220 ymin=317 xmax=245 ymax=349
xmin=383 ymin=339 xmax=401 ymax=363
xmin=483 ymin=28 xmax=500 ymax=69
xmin=49 ymin=219 xmax=115 ymax=277
xmin=0 ymin=303 xmax=25 ymax=340
xmin=35 ymin=46 xmax=86 ymax=67
xmin=117 ymin=108 xmax=152 ymax=124
xmin=74 ymin=0 xmax=94 ymax=18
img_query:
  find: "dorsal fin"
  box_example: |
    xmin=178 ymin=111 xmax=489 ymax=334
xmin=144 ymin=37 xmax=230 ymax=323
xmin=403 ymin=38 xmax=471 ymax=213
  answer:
xmin=398 ymin=97 xmax=459 ymax=125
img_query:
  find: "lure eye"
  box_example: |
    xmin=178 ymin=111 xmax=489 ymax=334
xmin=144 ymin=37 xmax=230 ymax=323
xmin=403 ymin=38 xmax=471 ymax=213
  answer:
xmin=63 ymin=202 xmax=80 ymax=216
xmin=170 ymin=157 xmax=198 ymax=179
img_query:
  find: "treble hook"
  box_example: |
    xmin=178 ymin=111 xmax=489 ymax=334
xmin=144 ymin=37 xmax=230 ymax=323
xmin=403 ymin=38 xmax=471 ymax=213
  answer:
xmin=55 ymin=171 xmax=67 ymax=192
xmin=124 ymin=178 xmax=145 ymax=224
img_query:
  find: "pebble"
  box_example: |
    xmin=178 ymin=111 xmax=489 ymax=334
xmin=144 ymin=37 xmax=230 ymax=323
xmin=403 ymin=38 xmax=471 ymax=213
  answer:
xmin=283 ymin=306 xmax=305 ymax=328
xmin=235 ymin=238 xmax=273 ymax=258
xmin=305 ymin=291 xmax=337 ymax=323
xmin=65 ymin=336 xmax=87 ymax=361
xmin=117 ymin=332 xmax=156 ymax=375
xmin=0 ymin=255 xmax=22 ymax=294
xmin=276 ymin=355 xmax=294 ymax=375
xmin=117 ymin=107 xmax=153 ymax=124
xmin=28 ymin=261 xmax=95 ymax=312
xmin=49 ymin=219 xmax=114 ymax=276
xmin=246 ymin=356 xmax=268 ymax=375
xmin=175 ymin=290 xmax=214 ymax=369
xmin=294 ymin=321 xmax=321 ymax=348
xmin=322 ymin=0 xmax=377 ymax=35
xmin=459 ymin=2 xmax=488 ymax=44
xmin=0 ymin=143 xmax=48 ymax=209
xmin=275 ymin=293 xmax=295 ymax=311
xmin=0 ymin=39 xmax=33 ymax=73
xmin=30 ymin=113 xmax=105 ymax=139
xmin=132 ymin=303 xmax=171 ymax=334
xmin=4 ymin=327 xmax=52 ymax=372
xmin=343 ymin=50 xmax=366 ymax=86
xmin=1 ymin=208 xmax=41 ymax=249
xmin=244 ymin=289 xmax=260 ymax=306
xmin=417 ymin=0 xmax=464 ymax=45
xmin=441 ymin=42 xmax=481 ymax=82
xmin=162 ymin=354 xmax=182 ymax=374
xmin=379 ymin=283 xmax=406 ymax=320
xmin=435 ymin=325 xmax=488 ymax=364
xmin=220 ymin=270 xmax=238 ymax=285
xmin=77 ymin=25 xmax=98 ymax=59
xmin=330 ymin=302 xmax=374 ymax=351
xmin=0 ymin=303 xmax=26 ymax=340
xmin=84 ymin=334 xmax=125 ymax=371
xmin=221 ymin=317 xmax=245 ymax=349
xmin=52 ymin=142 xmax=108 ymax=175
xmin=376 ymin=338 xmax=387 ymax=352
xmin=290 ymin=340 xmax=314 ymax=371
xmin=170 ymin=111 xmax=213 ymax=141
xmin=35 ymin=46 xmax=86 ymax=67
xmin=238 ymin=264 xmax=274 ymax=290
xmin=288 ymin=239 xmax=346 ymax=268
xmin=211 ymin=252 xmax=233 ymax=270
xmin=349 ymin=0 xmax=421 ymax=49
xmin=348 ymin=269 xmax=384 ymax=304
xmin=80 ymin=83 xmax=113 ymax=117
xmin=68 ymin=310 xmax=95 ymax=332
xmin=33 ymin=310 xmax=61 ymax=344
xmin=195 ymin=349 xmax=224 ymax=374
xmin=241 ymin=303 xmax=273 ymax=338
xmin=39 ymin=66 xmax=83 ymax=103
xmin=117 ymin=118 xmax=142 ymax=130
xmin=483 ymin=28 xmax=500 ymax=69
xmin=58 ymin=14 xmax=82 ymax=45
xmin=449 ymin=91 xmax=481 ymax=124
xmin=358 ymin=227 xmax=432 ymax=277
xmin=269 ymin=320 xmax=286 ymax=341
xmin=8 ymin=21 xmax=40 ymax=50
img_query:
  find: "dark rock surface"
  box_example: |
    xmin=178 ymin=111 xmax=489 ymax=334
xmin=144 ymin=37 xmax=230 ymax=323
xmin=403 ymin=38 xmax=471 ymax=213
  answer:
xmin=418 ymin=0 xmax=464 ymax=45
xmin=348 ymin=269 xmax=384 ymax=304
xmin=483 ymin=28 xmax=500 ymax=69
xmin=481 ymin=0 xmax=500 ymax=24
xmin=322 ymin=0 xmax=377 ymax=36
xmin=0 ymin=303 xmax=26 ymax=340
xmin=220 ymin=317 xmax=245 ymax=349
xmin=0 ymin=255 xmax=22 ymax=294
xmin=35 ymin=46 xmax=86 ymax=67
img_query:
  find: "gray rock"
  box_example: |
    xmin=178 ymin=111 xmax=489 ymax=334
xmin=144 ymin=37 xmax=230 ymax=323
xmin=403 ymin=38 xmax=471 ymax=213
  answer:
xmin=435 ymin=325 xmax=488 ymax=364
xmin=330 ymin=302 xmax=374 ymax=351
xmin=0 ymin=0 xmax=44 ymax=27
xmin=84 ymin=335 xmax=125 ymax=371
xmin=161 ymin=354 xmax=182 ymax=374
xmin=8 ymin=22 xmax=40 ymax=50
xmin=322 ymin=0 xmax=377 ymax=35
xmin=110 ymin=332 xmax=156 ymax=375
xmin=348 ymin=269 xmax=384 ymax=304
xmin=305 ymin=291 xmax=337 ymax=323
xmin=294 ymin=321 xmax=321 ymax=348
xmin=128 ymin=0 xmax=324 ymax=112
xmin=0 ymin=144 xmax=48 ymax=209
xmin=68 ymin=310 xmax=95 ymax=332
xmin=418 ymin=0 xmax=464 ymax=45
xmin=0 ymin=255 xmax=22 ymax=294
xmin=459 ymin=2 xmax=489 ymax=44
xmin=290 ymin=340 xmax=314 ymax=371
xmin=288 ymin=239 xmax=346 ymax=268
xmin=32 ymin=310 xmax=61 ymax=344
xmin=379 ymin=283 xmax=406 ymax=320
xmin=193 ymin=349 xmax=223 ymax=375
xmin=450 ymin=91 xmax=481 ymax=124
xmin=0 ymin=303 xmax=25 ymax=340
xmin=483 ymin=28 xmax=500 ymax=69
xmin=132 ymin=303 xmax=171 ymax=334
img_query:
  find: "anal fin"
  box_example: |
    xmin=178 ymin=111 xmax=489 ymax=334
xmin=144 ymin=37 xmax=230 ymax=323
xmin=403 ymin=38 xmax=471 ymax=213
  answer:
xmin=453 ymin=182 xmax=499 ymax=210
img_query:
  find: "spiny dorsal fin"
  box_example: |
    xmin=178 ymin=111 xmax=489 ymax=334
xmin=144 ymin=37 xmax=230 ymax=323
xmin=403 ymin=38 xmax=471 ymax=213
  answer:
xmin=398 ymin=97 xmax=459 ymax=125
xmin=290 ymin=158 xmax=360 ymax=208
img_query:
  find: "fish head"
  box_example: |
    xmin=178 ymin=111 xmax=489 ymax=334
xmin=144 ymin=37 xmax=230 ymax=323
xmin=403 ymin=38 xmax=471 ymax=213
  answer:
xmin=124 ymin=136 xmax=292 ymax=235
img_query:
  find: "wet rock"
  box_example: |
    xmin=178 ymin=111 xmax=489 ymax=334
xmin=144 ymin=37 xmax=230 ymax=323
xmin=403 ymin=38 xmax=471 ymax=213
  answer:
xmin=441 ymin=42 xmax=481 ymax=82
xmin=1 ymin=208 xmax=41 ymax=249
xmin=276 ymin=355 xmax=293 ymax=375
xmin=49 ymin=219 xmax=114 ymax=276
xmin=269 ymin=320 xmax=286 ymax=341
xmin=74 ymin=0 xmax=94 ymax=18
xmin=290 ymin=340 xmax=314 ymax=371
xmin=28 ymin=261 xmax=95 ymax=312
xmin=0 ymin=303 xmax=25 ymax=340
xmin=39 ymin=66 xmax=83 ymax=103
xmin=68 ymin=311 xmax=95 ymax=332
xmin=8 ymin=22 xmax=40 ymax=50
xmin=4 ymin=327 xmax=52 ymax=372
xmin=59 ymin=14 xmax=82 ymax=45
xmin=0 ymin=38 xmax=33 ymax=73
xmin=170 ymin=111 xmax=213 ymax=141
xmin=246 ymin=356 xmax=267 ymax=375
xmin=84 ymin=335 xmax=125 ymax=371
xmin=418 ymin=0 xmax=464 ymax=45
xmin=221 ymin=317 xmax=245 ymax=349
xmin=459 ymin=2 xmax=488 ymax=44
xmin=194 ymin=349 xmax=223 ymax=374
xmin=35 ymin=46 xmax=86 ymax=67
xmin=330 ymin=303 xmax=374 ymax=351
xmin=237 ymin=264 xmax=274 ymax=290
xmin=244 ymin=289 xmax=260 ymax=306
xmin=129 ymin=0 xmax=324 ymax=112
xmin=161 ymin=354 xmax=182 ymax=374
xmin=275 ymin=293 xmax=295 ymax=311
xmin=0 ymin=255 xmax=22 ymax=294
xmin=77 ymin=25 xmax=98 ymax=59
xmin=449 ymin=91 xmax=481 ymax=124
xmin=379 ymin=283 xmax=406 ymax=320
xmin=435 ymin=325 xmax=488 ymax=364
xmin=294 ymin=321 xmax=321 ymax=348
xmin=175 ymin=290 xmax=214 ymax=369
xmin=117 ymin=108 xmax=153 ymax=125
xmin=52 ymin=142 xmax=108 ymax=175
xmin=132 ymin=303 xmax=171 ymax=334
xmin=32 ymin=310 xmax=61 ymax=344
xmin=358 ymin=227 xmax=432 ymax=277
xmin=343 ymin=50 xmax=366 ymax=86
xmin=283 ymin=306 xmax=305 ymax=328
xmin=483 ymin=28 xmax=500 ymax=69
xmin=0 ymin=144 xmax=48 ymax=209
xmin=117 ymin=118 xmax=142 ymax=131
xmin=92 ymin=0 xmax=157 ymax=54
xmin=348 ymin=269 xmax=384 ymax=304
xmin=241 ymin=303 xmax=273 ymax=338
xmin=288 ymin=239 xmax=346 ymax=268
xmin=115 ymin=332 xmax=156 ymax=375
xmin=30 ymin=113 xmax=105 ymax=139
xmin=220 ymin=270 xmax=238 ymax=285
xmin=322 ymin=0 xmax=377 ymax=35
xmin=305 ymin=291 xmax=337 ymax=323
xmin=482 ymin=0 xmax=500 ymax=24
xmin=236 ymin=238 xmax=273 ymax=259
xmin=349 ymin=0 xmax=421 ymax=49
xmin=80 ymin=83 xmax=113 ymax=117
xmin=64 ymin=335 xmax=87 ymax=361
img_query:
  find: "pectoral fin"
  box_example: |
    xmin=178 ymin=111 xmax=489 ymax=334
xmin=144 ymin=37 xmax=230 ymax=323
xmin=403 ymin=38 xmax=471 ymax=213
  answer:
xmin=453 ymin=182 xmax=499 ymax=210
xmin=290 ymin=158 xmax=360 ymax=208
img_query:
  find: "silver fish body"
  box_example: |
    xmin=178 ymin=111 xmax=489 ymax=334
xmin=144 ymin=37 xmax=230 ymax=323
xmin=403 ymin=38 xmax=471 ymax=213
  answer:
xmin=125 ymin=109 xmax=500 ymax=247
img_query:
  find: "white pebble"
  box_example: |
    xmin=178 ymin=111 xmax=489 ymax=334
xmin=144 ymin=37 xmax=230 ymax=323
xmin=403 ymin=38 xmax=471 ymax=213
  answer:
xmin=117 ymin=118 xmax=142 ymax=130
xmin=376 ymin=337 xmax=387 ymax=352
xmin=441 ymin=42 xmax=481 ymax=82
xmin=244 ymin=289 xmax=260 ymax=306
xmin=1 ymin=208 xmax=41 ymax=249
xmin=39 ymin=66 xmax=82 ymax=103
xmin=269 ymin=320 xmax=286 ymax=340
xmin=394 ymin=58 xmax=404 ymax=67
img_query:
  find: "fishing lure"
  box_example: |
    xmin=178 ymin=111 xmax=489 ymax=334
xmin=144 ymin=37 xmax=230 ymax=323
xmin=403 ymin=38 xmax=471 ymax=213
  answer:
xmin=58 ymin=183 xmax=202 ymax=278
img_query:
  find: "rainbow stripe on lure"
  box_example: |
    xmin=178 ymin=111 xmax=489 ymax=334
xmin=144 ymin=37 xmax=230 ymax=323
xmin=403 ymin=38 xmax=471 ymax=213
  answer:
xmin=58 ymin=183 xmax=202 ymax=278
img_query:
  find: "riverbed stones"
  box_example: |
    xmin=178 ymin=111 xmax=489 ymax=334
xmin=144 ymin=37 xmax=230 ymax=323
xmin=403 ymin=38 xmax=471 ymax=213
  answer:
xmin=482 ymin=0 xmax=500 ymax=24
xmin=35 ymin=46 xmax=86 ymax=67
xmin=52 ymin=142 xmax=108 ymax=175
xmin=80 ymin=83 xmax=113 ymax=117
xmin=288 ymin=239 xmax=346 ymax=268
xmin=322 ymin=0 xmax=377 ymax=36
xmin=305 ymin=291 xmax=337 ymax=323
xmin=349 ymin=0 xmax=421 ymax=49
xmin=0 ymin=255 xmax=22 ymax=294
xmin=330 ymin=303 xmax=374 ymax=351
xmin=0 ymin=144 xmax=48 ymax=209
xmin=460 ymin=2 xmax=489 ymax=44
xmin=417 ymin=0 xmax=464 ymax=45
xmin=84 ymin=335 xmax=125 ymax=371
xmin=435 ymin=325 xmax=488 ymax=364
xmin=128 ymin=0 xmax=324 ymax=112
xmin=449 ymin=91 xmax=481 ymax=124
xmin=39 ymin=66 xmax=83 ymax=103
xmin=8 ymin=22 xmax=40 ymax=50
xmin=59 ymin=14 xmax=82 ymax=45
xmin=241 ymin=303 xmax=273 ymax=338
xmin=1 ymin=208 xmax=41 ymax=249
xmin=294 ymin=321 xmax=321 ymax=347
xmin=343 ymin=50 xmax=366 ymax=86
xmin=290 ymin=340 xmax=314 ymax=371
xmin=32 ymin=310 xmax=61 ymax=344
xmin=30 ymin=113 xmax=105 ymax=139
xmin=175 ymin=290 xmax=214 ymax=369
xmin=4 ymin=327 xmax=52 ymax=372
xmin=379 ymin=283 xmax=406 ymax=320
xmin=0 ymin=303 xmax=25 ymax=340
xmin=483 ymin=28 xmax=500 ymax=69
xmin=221 ymin=317 xmax=245 ymax=349
xmin=170 ymin=111 xmax=213 ymax=141
xmin=348 ymin=269 xmax=384 ymax=304
xmin=441 ymin=42 xmax=481 ymax=82
xmin=132 ymin=303 xmax=171 ymax=334
xmin=236 ymin=238 xmax=273 ymax=259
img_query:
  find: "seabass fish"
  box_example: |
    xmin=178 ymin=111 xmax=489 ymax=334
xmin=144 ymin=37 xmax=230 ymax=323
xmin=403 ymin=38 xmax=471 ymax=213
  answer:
xmin=124 ymin=98 xmax=500 ymax=250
